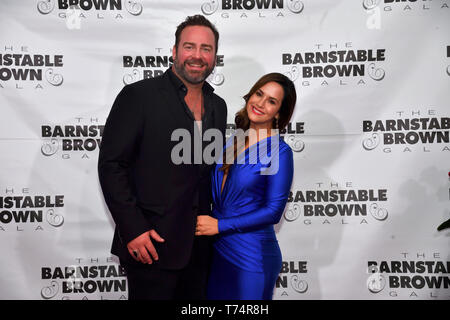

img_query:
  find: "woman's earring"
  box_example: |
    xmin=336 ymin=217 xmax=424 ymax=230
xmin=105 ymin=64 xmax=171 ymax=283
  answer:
xmin=275 ymin=117 xmax=279 ymax=129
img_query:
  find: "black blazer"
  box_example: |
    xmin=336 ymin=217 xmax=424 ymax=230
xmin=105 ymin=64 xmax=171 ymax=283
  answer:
xmin=98 ymin=70 xmax=227 ymax=270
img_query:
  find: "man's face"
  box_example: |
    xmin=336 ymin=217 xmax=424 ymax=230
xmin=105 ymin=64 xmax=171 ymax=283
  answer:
xmin=172 ymin=25 xmax=216 ymax=85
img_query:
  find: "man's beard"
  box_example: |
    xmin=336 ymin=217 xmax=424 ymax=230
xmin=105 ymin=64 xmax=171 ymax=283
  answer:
xmin=173 ymin=56 xmax=215 ymax=85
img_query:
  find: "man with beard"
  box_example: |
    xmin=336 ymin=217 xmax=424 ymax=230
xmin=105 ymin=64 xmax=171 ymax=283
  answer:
xmin=98 ymin=15 xmax=227 ymax=300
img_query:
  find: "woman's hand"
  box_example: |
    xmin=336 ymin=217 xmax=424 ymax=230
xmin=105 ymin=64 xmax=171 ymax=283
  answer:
xmin=196 ymin=215 xmax=219 ymax=236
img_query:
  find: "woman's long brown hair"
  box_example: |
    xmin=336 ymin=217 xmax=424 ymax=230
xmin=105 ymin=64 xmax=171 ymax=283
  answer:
xmin=220 ymin=72 xmax=297 ymax=174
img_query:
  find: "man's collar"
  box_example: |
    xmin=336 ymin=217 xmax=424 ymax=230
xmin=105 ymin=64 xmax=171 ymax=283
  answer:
xmin=167 ymin=67 xmax=214 ymax=94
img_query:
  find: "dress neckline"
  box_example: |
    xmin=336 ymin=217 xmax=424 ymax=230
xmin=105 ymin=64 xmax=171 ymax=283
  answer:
xmin=237 ymin=133 xmax=280 ymax=161
xmin=229 ymin=133 xmax=279 ymax=160
xmin=220 ymin=134 xmax=280 ymax=197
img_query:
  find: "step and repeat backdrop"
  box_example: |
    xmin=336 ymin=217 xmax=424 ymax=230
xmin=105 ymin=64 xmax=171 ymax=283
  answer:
xmin=0 ymin=0 xmax=449 ymax=300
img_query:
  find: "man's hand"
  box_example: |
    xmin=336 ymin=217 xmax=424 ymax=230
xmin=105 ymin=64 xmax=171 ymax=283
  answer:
xmin=195 ymin=215 xmax=219 ymax=236
xmin=127 ymin=230 xmax=165 ymax=264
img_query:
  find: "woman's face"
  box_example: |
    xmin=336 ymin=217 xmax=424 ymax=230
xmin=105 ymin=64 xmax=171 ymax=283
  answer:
xmin=246 ymin=81 xmax=284 ymax=131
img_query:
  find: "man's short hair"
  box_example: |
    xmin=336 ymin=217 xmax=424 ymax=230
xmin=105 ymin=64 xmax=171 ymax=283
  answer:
xmin=175 ymin=15 xmax=219 ymax=53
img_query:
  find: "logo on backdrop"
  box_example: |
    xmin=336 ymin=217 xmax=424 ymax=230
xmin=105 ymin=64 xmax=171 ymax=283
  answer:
xmin=362 ymin=0 xmax=449 ymax=13
xmin=40 ymin=257 xmax=127 ymax=300
xmin=282 ymin=42 xmax=387 ymax=88
xmin=36 ymin=0 xmax=143 ymax=22
xmin=367 ymin=252 xmax=450 ymax=299
xmin=0 ymin=187 xmax=65 ymax=232
xmin=275 ymin=260 xmax=309 ymax=297
xmin=0 ymin=45 xmax=64 ymax=90
xmin=40 ymin=117 xmax=104 ymax=160
xmin=122 ymin=48 xmax=225 ymax=86
xmin=284 ymin=181 xmax=389 ymax=226
xmin=225 ymin=121 xmax=305 ymax=152
xmin=280 ymin=121 xmax=305 ymax=152
xmin=447 ymin=45 xmax=450 ymax=76
xmin=362 ymin=108 xmax=450 ymax=154
xmin=200 ymin=0 xmax=304 ymax=18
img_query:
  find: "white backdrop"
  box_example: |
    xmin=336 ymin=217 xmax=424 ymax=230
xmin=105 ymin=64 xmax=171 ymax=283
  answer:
xmin=0 ymin=0 xmax=449 ymax=300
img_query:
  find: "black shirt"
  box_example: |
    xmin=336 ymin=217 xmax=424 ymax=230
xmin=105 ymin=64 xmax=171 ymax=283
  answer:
xmin=167 ymin=67 xmax=216 ymax=134
xmin=167 ymin=67 xmax=217 ymax=212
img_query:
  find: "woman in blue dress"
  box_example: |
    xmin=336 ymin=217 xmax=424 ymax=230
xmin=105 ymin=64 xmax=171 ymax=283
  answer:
xmin=196 ymin=73 xmax=297 ymax=300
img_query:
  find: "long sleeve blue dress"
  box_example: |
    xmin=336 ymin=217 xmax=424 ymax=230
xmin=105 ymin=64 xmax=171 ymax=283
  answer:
xmin=207 ymin=134 xmax=294 ymax=300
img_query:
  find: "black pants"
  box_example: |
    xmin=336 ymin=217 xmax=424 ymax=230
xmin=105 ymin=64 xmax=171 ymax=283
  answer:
xmin=120 ymin=238 xmax=211 ymax=300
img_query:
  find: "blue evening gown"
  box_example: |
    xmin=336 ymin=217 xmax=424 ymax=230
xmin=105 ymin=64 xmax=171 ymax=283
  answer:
xmin=207 ymin=134 xmax=294 ymax=300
